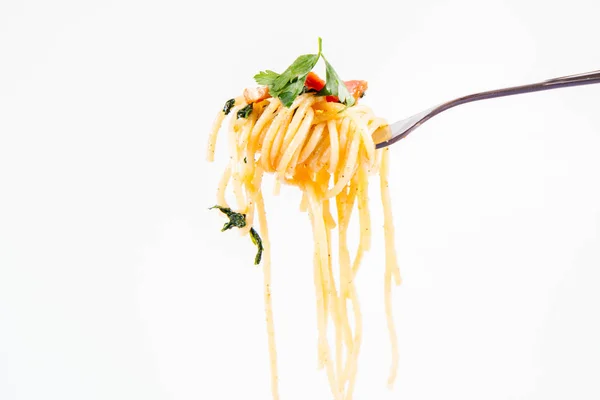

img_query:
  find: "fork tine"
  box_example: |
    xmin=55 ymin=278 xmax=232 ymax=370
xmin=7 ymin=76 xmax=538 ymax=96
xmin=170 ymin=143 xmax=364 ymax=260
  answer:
xmin=372 ymin=125 xmax=392 ymax=146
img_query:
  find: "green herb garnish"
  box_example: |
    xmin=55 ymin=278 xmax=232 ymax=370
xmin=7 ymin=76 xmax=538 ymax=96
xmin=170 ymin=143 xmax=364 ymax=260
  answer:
xmin=237 ymin=103 xmax=253 ymax=119
xmin=318 ymin=56 xmax=355 ymax=107
xmin=210 ymin=205 xmax=263 ymax=265
xmin=211 ymin=205 xmax=246 ymax=231
xmin=223 ymin=98 xmax=235 ymax=115
xmin=249 ymin=228 xmax=263 ymax=265
xmin=253 ymin=38 xmax=354 ymax=108
xmin=254 ymin=38 xmax=321 ymax=107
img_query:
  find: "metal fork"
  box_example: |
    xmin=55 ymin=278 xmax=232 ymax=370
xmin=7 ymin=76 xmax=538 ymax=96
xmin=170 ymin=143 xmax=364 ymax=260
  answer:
xmin=374 ymin=70 xmax=600 ymax=149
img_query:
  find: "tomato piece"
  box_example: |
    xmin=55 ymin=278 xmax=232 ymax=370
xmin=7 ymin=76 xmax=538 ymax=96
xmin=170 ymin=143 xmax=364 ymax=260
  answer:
xmin=324 ymin=80 xmax=369 ymax=103
xmin=304 ymin=72 xmax=326 ymax=91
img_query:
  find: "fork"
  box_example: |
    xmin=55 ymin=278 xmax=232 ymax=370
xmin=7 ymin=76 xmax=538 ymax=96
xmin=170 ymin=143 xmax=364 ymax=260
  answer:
xmin=373 ymin=70 xmax=600 ymax=149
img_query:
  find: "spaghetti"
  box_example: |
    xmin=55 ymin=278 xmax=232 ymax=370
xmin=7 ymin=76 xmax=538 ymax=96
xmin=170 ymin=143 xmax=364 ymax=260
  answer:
xmin=206 ymin=44 xmax=401 ymax=400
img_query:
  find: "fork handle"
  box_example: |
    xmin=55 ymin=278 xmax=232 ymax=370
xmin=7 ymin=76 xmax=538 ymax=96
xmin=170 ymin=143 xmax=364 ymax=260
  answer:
xmin=379 ymin=70 xmax=600 ymax=148
xmin=438 ymin=70 xmax=600 ymax=115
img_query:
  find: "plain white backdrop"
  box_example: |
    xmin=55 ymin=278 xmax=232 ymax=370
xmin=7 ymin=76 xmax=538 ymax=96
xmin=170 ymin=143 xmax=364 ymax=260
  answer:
xmin=1 ymin=0 xmax=599 ymax=399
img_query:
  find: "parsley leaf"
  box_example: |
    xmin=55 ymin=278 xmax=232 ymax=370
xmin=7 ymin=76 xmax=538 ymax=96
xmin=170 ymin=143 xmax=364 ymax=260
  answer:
xmin=253 ymin=38 xmax=323 ymax=107
xmin=276 ymin=78 xmax=306 ymax=107
xmin=252 ymin=38 xmax=355 ymax=108
xmin=318 ymin=56 xmax=355 ymax=107
xmin=271 ymin=54 xmax=320 ymax=92
xmin=254 ymin=70 xmax=279 ymax=86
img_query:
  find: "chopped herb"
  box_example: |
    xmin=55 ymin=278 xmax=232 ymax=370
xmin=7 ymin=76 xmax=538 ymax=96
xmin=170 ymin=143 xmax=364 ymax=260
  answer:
xmin=244 ymin=157 xmax=247 ymax=163
xmin=210 ymin=205 xmax=264 ymax=265
xmin=249 ymin=228 xmax=263 ymax=265
xmin=237 ymin=103 xmax=253 ymax=119
xmin=223 ymin=98 xmax=235 ymax=115
xmin=210 ymin=205 xmax=246 ymax=231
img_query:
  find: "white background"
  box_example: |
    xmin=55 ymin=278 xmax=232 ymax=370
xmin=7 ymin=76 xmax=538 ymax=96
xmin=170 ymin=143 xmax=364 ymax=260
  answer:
xmin=1 ymin=0 xmax=599 ymax=399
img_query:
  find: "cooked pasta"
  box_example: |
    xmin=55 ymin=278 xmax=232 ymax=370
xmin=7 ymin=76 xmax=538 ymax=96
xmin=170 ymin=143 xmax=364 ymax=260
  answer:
xmin=206 ymin=40 xmax=401 ymax=400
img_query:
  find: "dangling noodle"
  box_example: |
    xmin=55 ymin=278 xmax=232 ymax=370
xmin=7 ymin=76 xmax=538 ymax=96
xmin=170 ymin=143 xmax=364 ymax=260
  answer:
xmin=207 ymin=92 xmax=401 ymax=400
